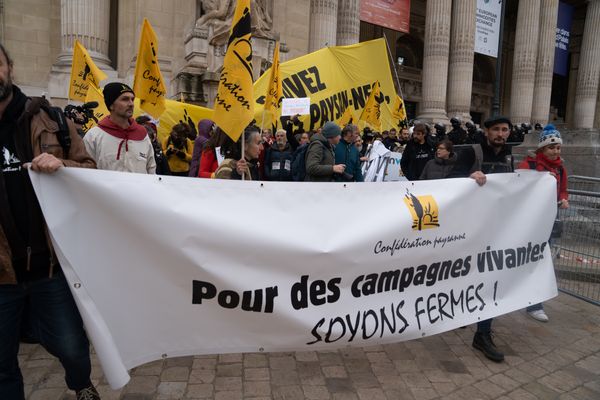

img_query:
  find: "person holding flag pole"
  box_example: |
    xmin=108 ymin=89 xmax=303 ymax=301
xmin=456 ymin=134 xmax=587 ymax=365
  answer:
xmin=211 ymin=0 xmax=255 ymax=180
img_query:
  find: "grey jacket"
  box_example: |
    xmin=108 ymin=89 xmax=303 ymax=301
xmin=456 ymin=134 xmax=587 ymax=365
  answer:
xmin=305 ymin=133 xmax=335 ymax=182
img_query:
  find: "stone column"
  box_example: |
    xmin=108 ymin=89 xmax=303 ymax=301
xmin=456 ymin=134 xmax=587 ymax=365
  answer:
xmin=573 ymin=0 xmax=600 ymax=129
xmin=336 ymin=0 xmax=360 ymax=46
xmin=531 ymin=0 xmax=559 ymax=125
xmin=509 ymin=0 xmax=541 ymax=124
xmin=309 ymin=0 xmax=338 ymax=52
xmin=49 ymin=0 xmax=114 ymax=100
xmin=418 ymin=0 xmax=452 ymax=123
xmin=55 ymin=0 xmax=112 ymax=68
xmin=447 ymin=0 xmax=476 ymax=122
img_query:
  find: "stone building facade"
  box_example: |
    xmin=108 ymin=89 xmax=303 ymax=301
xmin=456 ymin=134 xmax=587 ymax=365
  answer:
xmin=1 ymin=0 xmax=599 ymax=173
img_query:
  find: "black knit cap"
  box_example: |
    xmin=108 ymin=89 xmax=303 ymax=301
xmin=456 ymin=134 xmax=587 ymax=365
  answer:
xmin=103 ymin=82 xmax=135 ymax=109
xmin=483 ymin=115 xmax=513 ymax=129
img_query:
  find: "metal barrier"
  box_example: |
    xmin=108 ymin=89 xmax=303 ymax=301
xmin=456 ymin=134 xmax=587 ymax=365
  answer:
xmin=553 ymin=176 xmax=600 ymax=306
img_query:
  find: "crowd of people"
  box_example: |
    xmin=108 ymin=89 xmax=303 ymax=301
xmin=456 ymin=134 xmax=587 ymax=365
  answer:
xmin=0 ymin=41 xmax=569 ymax=399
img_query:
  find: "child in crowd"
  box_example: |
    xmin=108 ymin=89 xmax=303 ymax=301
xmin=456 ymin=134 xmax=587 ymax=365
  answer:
xmin=518 ymin=124 xmax=569 ymax=322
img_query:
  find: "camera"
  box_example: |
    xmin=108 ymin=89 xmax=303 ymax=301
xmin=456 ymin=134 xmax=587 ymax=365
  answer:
xmin=64 ymin=101 xmax=99 ymax=126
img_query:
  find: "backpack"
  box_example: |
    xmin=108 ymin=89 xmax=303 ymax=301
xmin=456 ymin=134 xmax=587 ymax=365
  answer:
xmin=291 ymin=143 xmax=309 ymax=181
xmin=26 ymin=97 xmax=71 ymax=158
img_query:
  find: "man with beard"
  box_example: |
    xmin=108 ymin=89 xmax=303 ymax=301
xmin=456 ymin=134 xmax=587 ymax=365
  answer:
xmin=400 ymin=123 xmax=435 ymax=180
xmin=265 ymin=129 xmax=294 ymax=181
xmin=479 ymin=115 xmax=514 ymax=174
xmin=83 ymin=82 xmax=156 ymax=174
xmin=0 ymin=44 xmax=100 ymax=399
xmin=469 ymin=115 xmax=514 ymax=364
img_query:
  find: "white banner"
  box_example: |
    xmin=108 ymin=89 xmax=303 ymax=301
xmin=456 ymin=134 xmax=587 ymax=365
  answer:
xmin=475 ymin=0 xmax=503 ymax=58
xmin=29 ymin=169 xmax=557 ymax=389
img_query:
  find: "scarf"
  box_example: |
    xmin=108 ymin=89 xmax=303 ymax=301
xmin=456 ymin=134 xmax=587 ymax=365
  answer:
xmin=97 ymin=116 xmax=147 ymax=160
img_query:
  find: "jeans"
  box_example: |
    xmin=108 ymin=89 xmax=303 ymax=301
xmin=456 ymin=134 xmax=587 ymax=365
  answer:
xmin=0 ymin=271 xmax=92 ymax=400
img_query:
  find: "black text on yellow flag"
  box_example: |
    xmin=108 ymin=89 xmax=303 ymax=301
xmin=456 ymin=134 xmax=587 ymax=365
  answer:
xmin=213 ymin=0 xmax=254 ymax=142
xmin=360 ymin=81 xmax=382 ymax=129
xmin=264 ymin=41 xmax=282 ymax=126
xmin=133 ymin=18 xmax=167 ymax=119
xmin=69 ymin=40 xmax=107 ymax=102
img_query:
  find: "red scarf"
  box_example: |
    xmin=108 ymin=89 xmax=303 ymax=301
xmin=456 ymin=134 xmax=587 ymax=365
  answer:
xmin=534 ymin=151 xmax=562 ymax=175
xmin=98 ymin=116 xmax=148 ymax=160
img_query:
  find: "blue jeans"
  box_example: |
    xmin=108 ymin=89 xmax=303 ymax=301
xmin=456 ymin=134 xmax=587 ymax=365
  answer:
xmin=0 ymin=272 xmax=91 ymax=400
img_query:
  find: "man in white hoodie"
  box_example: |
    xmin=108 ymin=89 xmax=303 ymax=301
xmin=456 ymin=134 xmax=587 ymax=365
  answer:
xmin=83 ymin=82 xmax=156 ymax=174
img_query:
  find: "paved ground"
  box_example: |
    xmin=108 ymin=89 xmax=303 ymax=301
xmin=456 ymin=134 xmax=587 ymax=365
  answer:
xmin=20 ymin=292 xmax=600 ymax=400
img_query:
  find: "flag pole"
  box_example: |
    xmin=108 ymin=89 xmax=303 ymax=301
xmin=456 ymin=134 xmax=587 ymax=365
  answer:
xmin=383 ymin=33 xmax=404 ymax=100
xmin=383 ymin=33 xmax=408 ymax=127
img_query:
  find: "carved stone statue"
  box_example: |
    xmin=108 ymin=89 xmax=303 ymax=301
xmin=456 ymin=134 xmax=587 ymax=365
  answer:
xmin=196 ymin=0 xmax=273 ymax=45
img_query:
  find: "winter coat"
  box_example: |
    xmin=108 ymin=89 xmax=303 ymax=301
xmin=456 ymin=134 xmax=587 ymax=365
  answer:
xmin=198 ymin=148 xmax=219 ymax=178
xmin=479 ymin=140 xmax=513 ymax=174
xmin=305 ymin=133 xmax=336 ymax=182
xmin=419 ymin=154 xmax=458 ymax=180
xmin=163 ymin=136 xmax=193 ymax=174
xmin=84 ymin=116 xmax=156 ymax=174
xmin=518 ymin=151 xmax=568 ymax=201
xmin=265 ymin=142 xmax=294 ymax=181
xmin=0 ymin=86 xmax=96 ymax=285
xmin=189 ymin=119 xmax=213 ymax=177
xmin=400 ymin=139 xmax=435 ymax=181
xmin=214 ymin=158 xmax=259 ymax=181
xmin=334 ymin=138 xmax=364 ymax=182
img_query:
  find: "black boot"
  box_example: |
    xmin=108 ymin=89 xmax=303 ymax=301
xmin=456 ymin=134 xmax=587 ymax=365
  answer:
xmin=473 ymin=331 xmax=504 ymax=362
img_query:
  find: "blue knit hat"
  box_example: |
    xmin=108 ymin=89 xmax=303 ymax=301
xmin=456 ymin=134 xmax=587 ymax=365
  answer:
xmin=322 ymin=121 xmax=341 ymax=139
xmin=538 ymin=124 xmax=562 ymax=149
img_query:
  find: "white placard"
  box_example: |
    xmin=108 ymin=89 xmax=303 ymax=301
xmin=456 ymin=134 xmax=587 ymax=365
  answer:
xmin=29 ymin=168 xmax=558 ymax=389
xmin=475 ymin=0 xmax=503 ymax=58
xmin=281 ymin=97 xmax=311 ymax=116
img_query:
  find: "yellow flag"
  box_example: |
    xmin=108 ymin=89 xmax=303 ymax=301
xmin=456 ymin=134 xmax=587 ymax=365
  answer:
xmin=81 ymin=85 xmax=110 ymax=132
xmin=69 ymin=40 xmax=107 ymax=101
xmin=392 ymin=94 xmax=407 ymax=122
xmin=338 ymin=106 xmax=356 ymax=127
xmin=264 ymin=41 xmax=282 ymax=126
xmin=359 ymin=81 xmax=382 ymax=129
xmin=213 ymin=0 xmax=254 ymax=142
xmin=133 ymin=98 xmax=214 ymax=145
xmin=133 ymin=18 xmax=167 ymax=119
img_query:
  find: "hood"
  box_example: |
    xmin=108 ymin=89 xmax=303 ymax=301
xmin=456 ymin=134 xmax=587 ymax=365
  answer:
xmin=98 ymin=116 xmax=147 ymax=141
xmin=197 ymin=119 xmax=214 ymax=140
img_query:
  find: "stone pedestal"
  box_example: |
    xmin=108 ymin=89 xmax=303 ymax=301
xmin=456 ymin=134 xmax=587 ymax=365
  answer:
xmin=573 ymin=0 xmax=600 ymax=129
xmin=418 ymin=0 xmax=452 ymax=123
xmin=531 ymin=0 xmax=559 ymax=125
xmin=510 ymin=0 xmax=541 ymax=124
xmin=447 ymin=0 xmax=476 ymax=122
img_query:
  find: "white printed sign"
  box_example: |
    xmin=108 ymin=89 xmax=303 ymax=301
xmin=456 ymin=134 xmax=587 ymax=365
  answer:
xmin=281 ymin=97 xmax=311 ymax=116
xmin=30 ymin=169 xmax=558 ymax=389
xmin=475 ymin=0 xmax=503 ymax=58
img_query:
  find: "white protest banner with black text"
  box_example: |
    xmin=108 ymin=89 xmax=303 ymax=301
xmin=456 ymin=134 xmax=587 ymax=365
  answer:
xmin=29 ymin=169 xmax=558 ymax=389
